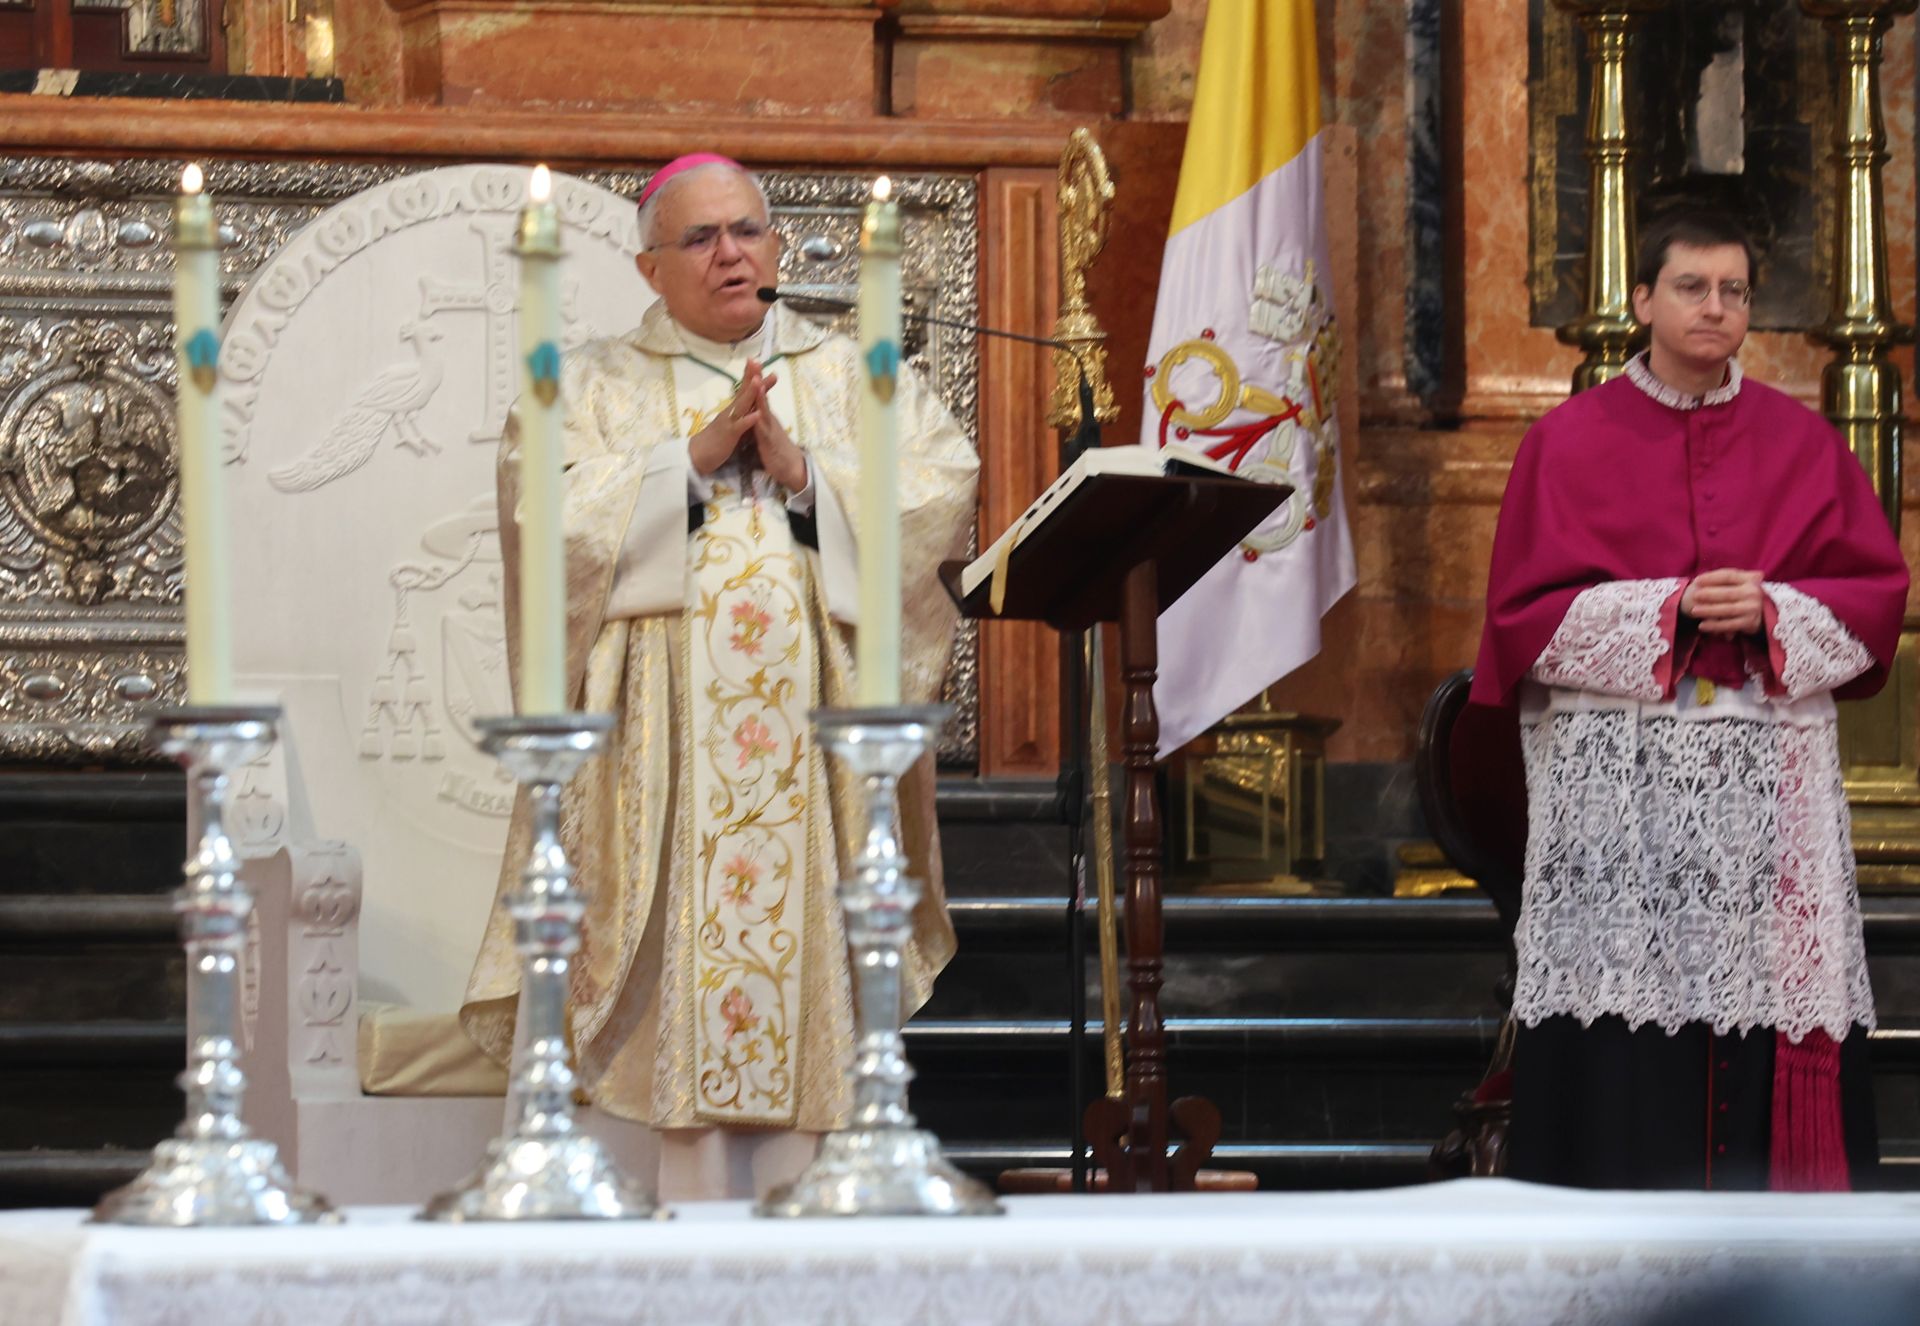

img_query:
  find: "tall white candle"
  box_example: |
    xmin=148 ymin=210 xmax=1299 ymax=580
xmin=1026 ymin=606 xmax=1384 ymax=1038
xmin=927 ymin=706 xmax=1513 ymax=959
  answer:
xmin=173 ymin=163 xmax=231 ymax=705
xmin=514 ymin=164 xmax=567 ymax=715
xmin=855 ymin=176 xmax=903 ymax=706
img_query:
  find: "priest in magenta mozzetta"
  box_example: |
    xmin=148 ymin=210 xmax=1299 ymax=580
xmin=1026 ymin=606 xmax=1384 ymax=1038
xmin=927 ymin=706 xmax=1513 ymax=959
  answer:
xmin=459 ymin=154 xmax=979 ymax=1201
xmin=1472 ymin=208 xmax=1910 ymax=1191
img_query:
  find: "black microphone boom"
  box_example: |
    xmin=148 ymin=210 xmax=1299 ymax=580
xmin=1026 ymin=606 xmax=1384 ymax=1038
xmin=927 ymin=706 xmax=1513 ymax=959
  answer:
xmin=757 ymin=285 xmax=1103 ymax=459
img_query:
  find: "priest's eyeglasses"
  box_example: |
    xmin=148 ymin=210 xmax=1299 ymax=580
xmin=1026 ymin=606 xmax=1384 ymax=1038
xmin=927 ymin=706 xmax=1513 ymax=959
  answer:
xmin=1666 ymin=275 xmax=1753 ymax=307
xmin=649 ymin=219 xmax=772 ymax=255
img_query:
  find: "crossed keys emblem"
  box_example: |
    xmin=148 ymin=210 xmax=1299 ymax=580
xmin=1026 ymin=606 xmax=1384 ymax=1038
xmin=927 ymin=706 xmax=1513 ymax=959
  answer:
xmin=1148 ymin=336 xmax=1332 ymax=556
xmin=1149 ymin=338 xmax=1324 ymax=468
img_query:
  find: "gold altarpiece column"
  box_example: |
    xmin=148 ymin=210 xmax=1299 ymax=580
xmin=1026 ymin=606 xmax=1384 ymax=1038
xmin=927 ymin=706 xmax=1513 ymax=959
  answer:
xmin=1802 ymin=0 xmax=1920 ymax=886
xmin=1553 ymin=0 xmax=1668 ymax=392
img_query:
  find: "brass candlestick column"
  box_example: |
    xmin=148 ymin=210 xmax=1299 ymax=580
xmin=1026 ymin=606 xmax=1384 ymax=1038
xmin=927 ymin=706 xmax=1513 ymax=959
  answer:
xmin=1804 ymin=0 xmax=1920 ymax=887
xmin=1554 ymin=0 xmax=1667 ymax=394
xmin=1803 ymin=0 xmax=1916 ymax=531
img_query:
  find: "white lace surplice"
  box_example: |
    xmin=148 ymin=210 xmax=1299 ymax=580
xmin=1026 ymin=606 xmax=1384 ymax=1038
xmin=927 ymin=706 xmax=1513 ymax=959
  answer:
xmin=1514 ymin=578 xmax=1878 ymax=1043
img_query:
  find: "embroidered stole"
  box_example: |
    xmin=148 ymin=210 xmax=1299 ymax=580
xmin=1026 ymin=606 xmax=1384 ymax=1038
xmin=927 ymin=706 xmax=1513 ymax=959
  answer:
xmin=672 ymin=350 xmax=812 ymax=1126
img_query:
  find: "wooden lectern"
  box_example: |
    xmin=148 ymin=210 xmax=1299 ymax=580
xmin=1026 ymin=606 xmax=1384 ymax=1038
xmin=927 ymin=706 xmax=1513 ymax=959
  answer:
xmin=944 ymin=470 xmax=1289 ymax=1192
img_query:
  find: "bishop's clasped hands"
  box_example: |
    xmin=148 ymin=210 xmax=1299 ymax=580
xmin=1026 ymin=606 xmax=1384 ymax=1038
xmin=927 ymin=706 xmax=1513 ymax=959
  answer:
xmin=689 ymin=360 xmax=809 ymax=494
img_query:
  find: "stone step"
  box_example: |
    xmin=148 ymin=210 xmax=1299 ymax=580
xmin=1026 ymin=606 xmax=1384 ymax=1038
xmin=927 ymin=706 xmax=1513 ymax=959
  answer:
xmin=942 ymin=1140 xmax=1920 ymax=1195
xmin=0 ymin=771 xmax=185 ymax=898
xmin=0 ymin=1069 xmax=180 ymax=1154
xmin=946 ymin=1142 xmax=1436 ymax=1192
xmin=0 ymin=1148 xmax=148 ymax=1210
xmin=931 ymin=895 xmax=1513 ymax=1022
xmin=907 ymin=1015 xmax=1499 ymax=1147
xmin=0 ymin=896 xmax=180 ymax=1026
xmin=10 ymin=1010 xmax=1906 ymax=1157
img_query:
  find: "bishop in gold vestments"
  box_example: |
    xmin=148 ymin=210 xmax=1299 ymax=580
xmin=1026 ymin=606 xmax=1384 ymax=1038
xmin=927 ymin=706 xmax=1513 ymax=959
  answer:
xmin=460 ymin=158 xmax=978 ymax=1197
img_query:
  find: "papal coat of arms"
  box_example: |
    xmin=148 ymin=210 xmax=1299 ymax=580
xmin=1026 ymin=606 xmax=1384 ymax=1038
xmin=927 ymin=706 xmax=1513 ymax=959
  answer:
xmin=1146 ymin=259 xmax=1342 ymax=559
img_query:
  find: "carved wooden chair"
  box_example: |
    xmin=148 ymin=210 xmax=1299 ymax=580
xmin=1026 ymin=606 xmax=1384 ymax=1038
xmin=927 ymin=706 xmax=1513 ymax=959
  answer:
xmin=1415 ymin=668 xmax=1528 ymax=1179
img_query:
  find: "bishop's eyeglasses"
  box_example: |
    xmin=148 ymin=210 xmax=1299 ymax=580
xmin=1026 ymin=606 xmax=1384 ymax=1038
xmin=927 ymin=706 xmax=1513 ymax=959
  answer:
xmin=648 ymin=219 xmax=773 ymax=256
xmin=1665 ymin=275 xmax=1753 ymax=307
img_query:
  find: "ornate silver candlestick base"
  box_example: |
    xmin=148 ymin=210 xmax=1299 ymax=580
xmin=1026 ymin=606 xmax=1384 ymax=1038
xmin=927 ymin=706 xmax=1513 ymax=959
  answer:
xmin=93 ymin=706 xmax=338 ymax=1227
xmin=420 ymin=713 xmax=658 ymax=1222
xmin=757 ymin=705 xmax=1003 ymax=1218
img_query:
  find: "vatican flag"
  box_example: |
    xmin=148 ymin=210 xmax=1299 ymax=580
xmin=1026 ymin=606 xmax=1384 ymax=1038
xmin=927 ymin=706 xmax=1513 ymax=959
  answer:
xmin=1143 ymin=0 xmax=1355 ymax=757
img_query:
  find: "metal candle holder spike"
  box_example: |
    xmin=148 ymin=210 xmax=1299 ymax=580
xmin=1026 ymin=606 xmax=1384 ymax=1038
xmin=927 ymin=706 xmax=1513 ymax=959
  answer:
xmin=421 ymin=712 xmax=658 ymax=1222
xmin=757 ymin=704 xmax=1003 ymax=1218
xmin=93 ymin=706 xmax=338 ymax=1227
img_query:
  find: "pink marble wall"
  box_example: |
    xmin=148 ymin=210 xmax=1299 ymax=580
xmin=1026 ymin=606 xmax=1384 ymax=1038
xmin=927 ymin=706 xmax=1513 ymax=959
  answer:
xmin=273 ymin=0 xmax=1920 ymax=762
xmin=1127 ymin=1 xmax=1920 ymax=762
xmin=1128 ymin=0 xmax=1207 ymax=119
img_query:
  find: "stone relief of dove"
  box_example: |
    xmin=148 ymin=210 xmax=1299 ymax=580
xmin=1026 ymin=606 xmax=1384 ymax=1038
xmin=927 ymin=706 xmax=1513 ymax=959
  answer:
xmin=268 ymin=320 xmax=448 ymax=493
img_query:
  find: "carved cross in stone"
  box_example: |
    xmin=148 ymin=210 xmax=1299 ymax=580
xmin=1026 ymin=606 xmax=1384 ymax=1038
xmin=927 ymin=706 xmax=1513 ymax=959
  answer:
xmin=418 ymin=214 xmax=522 ymax=446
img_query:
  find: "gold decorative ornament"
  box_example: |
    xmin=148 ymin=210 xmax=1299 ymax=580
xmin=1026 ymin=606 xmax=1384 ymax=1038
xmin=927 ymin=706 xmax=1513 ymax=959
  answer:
xmin=1048 ymin=128 xmax=1119 ymax=431
xmin=1167 ymin=699 xmax=1339 ymax=894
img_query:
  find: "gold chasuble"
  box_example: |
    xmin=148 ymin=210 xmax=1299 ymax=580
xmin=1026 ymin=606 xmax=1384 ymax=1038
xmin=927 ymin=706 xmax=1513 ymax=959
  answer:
xmin=461 ymin=302 xmax=978 ymax=1132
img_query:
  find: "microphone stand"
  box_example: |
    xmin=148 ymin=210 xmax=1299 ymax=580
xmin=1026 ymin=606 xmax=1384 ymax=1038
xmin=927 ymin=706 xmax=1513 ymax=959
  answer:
xmin=761 ymin=287 xmax=1103 ymax=463
xmin=762 ymin=286 xmax=1104 ymax=1191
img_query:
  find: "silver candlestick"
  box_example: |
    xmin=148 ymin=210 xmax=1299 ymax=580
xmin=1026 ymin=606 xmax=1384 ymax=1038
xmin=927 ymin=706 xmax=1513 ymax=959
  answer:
xmin=421 ymin=712 xmax=657 ymax=1222
xmin=93 ymin=706 xmax=338 ymax=1227
xmin=756 ymin=705 xmax=1003 ymax=1218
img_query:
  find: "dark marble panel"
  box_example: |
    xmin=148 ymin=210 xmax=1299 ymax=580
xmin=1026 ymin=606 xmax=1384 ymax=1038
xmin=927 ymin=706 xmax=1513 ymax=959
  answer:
xmin=1867 ymin=950 xmax=1920 ymax=1027
xmin=912 ymin=1058 xmax=1072 ymax=1142
xmin=929 ymin=947 xmax=1510 ymax=1027
xmin=1529 ymin=0 xmax=1826 ymax=332
xmin=1872 ymin=1068 xmax=1920 ymax=1150
xmin=1404 ymin=0 xmax=1454 ymax=409
xmin=1322 ymin=759 xmax=1428 ymax=895
xmin=0 ymin=70 xmax=344 ymax=102
xmin=919 ymin=948 xmax=1071 ymax=1020
xmin=939 ymin=820 xmax=1073 ymax=899
xmin=1140 ymin=949 xmax=1509 ymax=1020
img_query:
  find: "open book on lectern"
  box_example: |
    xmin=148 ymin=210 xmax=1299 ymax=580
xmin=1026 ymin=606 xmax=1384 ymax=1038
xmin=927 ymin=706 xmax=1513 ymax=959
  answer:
xmin=958 ymin=442 xmax=1242 ymax=599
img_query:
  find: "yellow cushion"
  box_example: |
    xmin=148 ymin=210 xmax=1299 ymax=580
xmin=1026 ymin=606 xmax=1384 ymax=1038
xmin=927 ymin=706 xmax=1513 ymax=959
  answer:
xmin=357 ymin=1003 xmax=508 ymax=1097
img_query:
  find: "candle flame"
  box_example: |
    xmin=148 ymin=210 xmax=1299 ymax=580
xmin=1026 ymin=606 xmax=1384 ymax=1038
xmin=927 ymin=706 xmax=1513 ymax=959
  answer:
xmin=529 ymin=164 xmax=553 ymax=204
xmin=181 ymin=163 xmax=204 ymax=195
xmin=873 ymin=175 xmax=892 ymax=202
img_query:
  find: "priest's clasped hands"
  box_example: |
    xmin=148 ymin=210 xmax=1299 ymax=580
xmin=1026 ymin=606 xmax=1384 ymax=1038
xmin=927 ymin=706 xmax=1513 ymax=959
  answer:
xmin=1682 ymin=568 xmax=1764 ymax=634
xmin=689 ymin=359 xmax=809 ymax=493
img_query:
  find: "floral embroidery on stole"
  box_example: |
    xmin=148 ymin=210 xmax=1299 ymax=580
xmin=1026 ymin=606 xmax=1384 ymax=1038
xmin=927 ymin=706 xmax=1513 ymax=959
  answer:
xmin=677 ymin=385 xmax=812 ymax=1126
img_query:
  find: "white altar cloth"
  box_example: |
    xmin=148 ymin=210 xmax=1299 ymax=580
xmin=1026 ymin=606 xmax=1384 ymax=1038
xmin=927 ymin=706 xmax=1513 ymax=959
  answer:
xmin=3 ymin=1180 xmax=1919 ymax=1326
